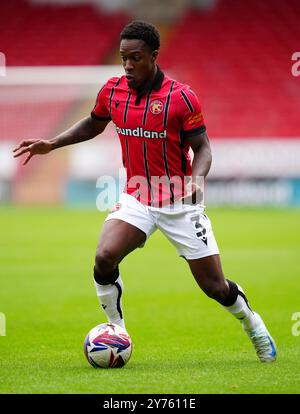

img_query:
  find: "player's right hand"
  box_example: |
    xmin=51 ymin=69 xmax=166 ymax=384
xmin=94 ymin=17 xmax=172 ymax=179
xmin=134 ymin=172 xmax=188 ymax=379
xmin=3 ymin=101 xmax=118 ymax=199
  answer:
xmin=13 ymin=139 xmax=53 ymax=165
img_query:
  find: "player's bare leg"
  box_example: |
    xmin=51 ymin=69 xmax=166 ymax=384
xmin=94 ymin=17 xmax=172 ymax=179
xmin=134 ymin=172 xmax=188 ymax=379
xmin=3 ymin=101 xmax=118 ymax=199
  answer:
xmin=93 ymin=219 xmax=146 ymax=329
xmin=187 ymin=254 xmax=277 ymax=362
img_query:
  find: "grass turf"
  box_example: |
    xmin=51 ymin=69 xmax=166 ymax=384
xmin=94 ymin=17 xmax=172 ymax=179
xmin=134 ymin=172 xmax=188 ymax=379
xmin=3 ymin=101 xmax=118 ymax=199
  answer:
xmin=0 ymin=206 xmax=299 ymax=394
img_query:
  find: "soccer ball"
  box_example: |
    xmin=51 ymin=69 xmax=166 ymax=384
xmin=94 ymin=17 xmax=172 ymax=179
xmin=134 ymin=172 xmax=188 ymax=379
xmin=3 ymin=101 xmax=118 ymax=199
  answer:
xmin=84 ymin=323 xmax=133 ymax=368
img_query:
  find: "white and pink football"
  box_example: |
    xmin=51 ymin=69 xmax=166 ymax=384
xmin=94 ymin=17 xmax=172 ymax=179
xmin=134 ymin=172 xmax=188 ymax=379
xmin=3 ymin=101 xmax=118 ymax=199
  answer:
xmin=84 ymin=323 xmax=133 ymax=368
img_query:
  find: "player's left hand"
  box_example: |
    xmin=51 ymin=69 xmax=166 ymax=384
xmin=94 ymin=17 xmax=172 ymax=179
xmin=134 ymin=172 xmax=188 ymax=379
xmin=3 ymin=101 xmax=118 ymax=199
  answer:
xmin=180 ymin=182 xmax=204 ymax=206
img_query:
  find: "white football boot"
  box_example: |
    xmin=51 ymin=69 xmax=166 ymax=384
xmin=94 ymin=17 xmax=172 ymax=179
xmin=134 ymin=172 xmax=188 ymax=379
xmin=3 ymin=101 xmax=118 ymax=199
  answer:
xmin=242 ymin=312 xmax=277 ymax=363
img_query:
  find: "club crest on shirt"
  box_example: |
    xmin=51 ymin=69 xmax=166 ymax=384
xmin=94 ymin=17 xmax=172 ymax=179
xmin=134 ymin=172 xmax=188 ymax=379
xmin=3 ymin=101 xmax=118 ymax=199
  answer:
xmin=149 ymin=100 xmax=164 ymax=115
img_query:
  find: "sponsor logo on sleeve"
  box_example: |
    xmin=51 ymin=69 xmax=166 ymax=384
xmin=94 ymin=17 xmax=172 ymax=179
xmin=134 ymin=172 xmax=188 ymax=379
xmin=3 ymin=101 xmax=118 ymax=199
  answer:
xmin=188 ymin=113 xmax=203 ymax=125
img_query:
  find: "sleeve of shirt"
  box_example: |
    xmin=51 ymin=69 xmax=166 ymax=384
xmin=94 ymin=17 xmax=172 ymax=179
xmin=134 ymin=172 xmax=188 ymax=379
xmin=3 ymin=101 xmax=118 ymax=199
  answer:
xmin=90 ymin=81 xmax=112 ymax=121
xmin=179 ymin=86 xmax=206 ymax=138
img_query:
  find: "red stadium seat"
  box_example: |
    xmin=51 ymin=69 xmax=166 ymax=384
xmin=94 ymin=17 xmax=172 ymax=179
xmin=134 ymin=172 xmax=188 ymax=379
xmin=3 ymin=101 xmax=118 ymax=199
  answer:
xmin=0 ymin=0 xmax=127 ymax=146
xmin=0 ymin=0 xmax=127 ymax=66
xmin=159 ymin=0 xmax=300 ymax=138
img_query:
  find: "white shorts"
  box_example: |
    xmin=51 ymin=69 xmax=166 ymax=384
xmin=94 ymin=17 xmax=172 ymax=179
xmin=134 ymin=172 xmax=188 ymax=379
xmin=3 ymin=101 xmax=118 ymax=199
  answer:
xmin=105 ymin=193 xmax=219 ymax=260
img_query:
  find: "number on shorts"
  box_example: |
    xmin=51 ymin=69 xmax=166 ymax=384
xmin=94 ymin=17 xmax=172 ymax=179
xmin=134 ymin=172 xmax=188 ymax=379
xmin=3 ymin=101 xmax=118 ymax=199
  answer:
xmin=191 ymin=215 xmax=207 ymax=245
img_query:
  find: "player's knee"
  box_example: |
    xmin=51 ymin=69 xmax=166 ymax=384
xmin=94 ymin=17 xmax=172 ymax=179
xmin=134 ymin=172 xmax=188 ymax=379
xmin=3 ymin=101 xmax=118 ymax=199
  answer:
xmin=94 ymin=249 xmax=119 ymax=280
xmin=95 ymin=248 xmax=117 ymax=269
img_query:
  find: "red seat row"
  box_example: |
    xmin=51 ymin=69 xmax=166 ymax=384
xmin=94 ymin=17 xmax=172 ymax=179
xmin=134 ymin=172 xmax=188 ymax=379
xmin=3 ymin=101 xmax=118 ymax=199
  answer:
xmin=1 ymin=0 xmax=126 ymax=66
xmin=159 ymin=0 xmax=300 ymax=138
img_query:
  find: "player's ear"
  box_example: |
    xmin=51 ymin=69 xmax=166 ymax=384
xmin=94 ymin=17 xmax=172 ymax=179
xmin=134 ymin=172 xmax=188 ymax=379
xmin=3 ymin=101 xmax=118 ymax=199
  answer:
xmin=151 ymin=50 xmax=159 ymax=62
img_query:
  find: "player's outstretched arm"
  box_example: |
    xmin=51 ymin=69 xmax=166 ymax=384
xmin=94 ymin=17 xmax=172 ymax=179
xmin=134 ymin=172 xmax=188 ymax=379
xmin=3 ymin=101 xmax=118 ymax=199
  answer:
xmin=13 ymin=115 xmax=109 ymax=165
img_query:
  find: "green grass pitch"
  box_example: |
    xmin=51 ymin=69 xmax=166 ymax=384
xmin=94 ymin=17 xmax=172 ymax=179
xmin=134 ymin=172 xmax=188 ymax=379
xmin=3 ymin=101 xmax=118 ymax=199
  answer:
xmin=0 ymin=206 xmax=299 ymax=394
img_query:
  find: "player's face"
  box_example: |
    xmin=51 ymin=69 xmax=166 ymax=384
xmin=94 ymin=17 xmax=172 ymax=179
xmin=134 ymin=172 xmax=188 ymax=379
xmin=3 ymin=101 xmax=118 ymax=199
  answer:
xmin=120 ymin=39 xmax=158 ymax=89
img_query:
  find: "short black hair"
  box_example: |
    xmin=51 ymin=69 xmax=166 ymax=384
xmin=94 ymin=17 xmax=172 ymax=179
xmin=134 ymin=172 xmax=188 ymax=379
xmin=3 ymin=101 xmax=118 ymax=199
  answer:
xmin=120 ymin=20 xmax=160 ymax=52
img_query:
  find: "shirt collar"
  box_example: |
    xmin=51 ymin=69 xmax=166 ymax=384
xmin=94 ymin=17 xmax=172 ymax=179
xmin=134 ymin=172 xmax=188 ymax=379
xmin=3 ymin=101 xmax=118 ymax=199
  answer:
xmin=150 ymin=65 xmax=164 ymax=91
xmin=130 ymin=65 xmax=164 ymax=104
